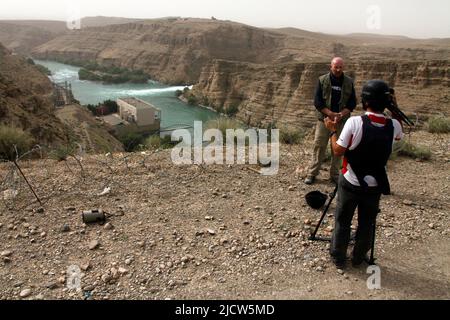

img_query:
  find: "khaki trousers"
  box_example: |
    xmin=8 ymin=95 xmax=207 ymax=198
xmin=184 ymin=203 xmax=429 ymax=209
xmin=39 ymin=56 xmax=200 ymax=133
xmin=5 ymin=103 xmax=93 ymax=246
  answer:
xmin=307 ymin=120 xmax=344 ymax=179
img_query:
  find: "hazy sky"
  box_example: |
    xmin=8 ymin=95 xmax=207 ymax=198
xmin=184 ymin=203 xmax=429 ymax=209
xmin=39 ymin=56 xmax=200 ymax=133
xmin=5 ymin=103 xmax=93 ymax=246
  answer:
xmin=1 ymin=0 xmax=449 ymax=38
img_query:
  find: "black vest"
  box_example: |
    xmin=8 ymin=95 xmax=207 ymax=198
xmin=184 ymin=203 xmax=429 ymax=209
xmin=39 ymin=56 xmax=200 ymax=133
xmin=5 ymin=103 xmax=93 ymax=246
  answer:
xmin=345 ymin=115 xmax=394 ymax=195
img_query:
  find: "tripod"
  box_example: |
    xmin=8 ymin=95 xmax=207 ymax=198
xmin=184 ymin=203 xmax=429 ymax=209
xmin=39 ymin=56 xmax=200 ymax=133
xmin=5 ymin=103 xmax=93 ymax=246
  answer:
xmin=308 ymin=184 xmax=378 ymax=266
xmin=309 ymin=184 xmax=338 ymax=242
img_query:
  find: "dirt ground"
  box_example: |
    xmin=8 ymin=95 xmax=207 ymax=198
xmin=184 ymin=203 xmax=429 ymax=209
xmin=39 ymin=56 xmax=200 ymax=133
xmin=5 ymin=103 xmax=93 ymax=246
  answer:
xmin=0 ymin=130 xmax=449 ymax=300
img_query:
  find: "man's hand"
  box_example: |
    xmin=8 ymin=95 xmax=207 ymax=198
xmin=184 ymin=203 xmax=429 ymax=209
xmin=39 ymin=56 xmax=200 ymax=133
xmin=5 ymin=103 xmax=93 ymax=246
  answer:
xmin=321 ymin=108 xmax=340 ymax=122
xmin=335 ymin=108 xmax=351 ymax=123
xmin=325 ymin=117 xmax=347 ymax=157
xmin=324 ymin=117 xmax=338 ymax=132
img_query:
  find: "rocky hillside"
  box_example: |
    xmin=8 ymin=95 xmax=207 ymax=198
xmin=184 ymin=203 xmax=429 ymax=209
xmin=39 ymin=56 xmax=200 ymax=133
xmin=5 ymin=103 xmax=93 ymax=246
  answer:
xmin=31 ymin=17 xmax=450 ymax=85
xmin=191 ymin=59 xmax=450 ymax=128
xmin=32 ymin=18 xmax=296 ymax=84
xmin=0 ymin=17 xmax=143 ymax=56
xmin=0 ymin=130 xmax=448 ymax=300
xmin=80 ymin=16 xmax=143 ymax=28
xmin=0 ymin=21 xmax=67 ymax=55
xmin=3 ymin=17 xmax=449 ymax=129
xmin=0 ymin=43 xmax=69 ymax=145
xmin=0 ymin=43 xmax=123 ymax=153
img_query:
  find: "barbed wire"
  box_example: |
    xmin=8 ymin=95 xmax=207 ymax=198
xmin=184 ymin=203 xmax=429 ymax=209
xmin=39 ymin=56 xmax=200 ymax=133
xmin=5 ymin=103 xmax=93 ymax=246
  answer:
xmin=0 ymin=145 xmax=163 ymax=212
xmin=1 ymin=124 xmax=447 ymax=212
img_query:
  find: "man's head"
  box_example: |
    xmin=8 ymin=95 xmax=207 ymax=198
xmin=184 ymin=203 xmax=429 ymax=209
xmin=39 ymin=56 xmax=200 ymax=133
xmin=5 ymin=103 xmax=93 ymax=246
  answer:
xmin=330 ymin=57 xmax=344 ymax=78
xmin=361 ymin=80 xmax=392 ymax=112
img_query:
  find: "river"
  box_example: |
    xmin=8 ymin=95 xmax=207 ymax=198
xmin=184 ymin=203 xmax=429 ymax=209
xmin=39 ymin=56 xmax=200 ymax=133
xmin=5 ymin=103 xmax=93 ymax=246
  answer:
xmin=33 ymin=60 xmax=218 ymax=130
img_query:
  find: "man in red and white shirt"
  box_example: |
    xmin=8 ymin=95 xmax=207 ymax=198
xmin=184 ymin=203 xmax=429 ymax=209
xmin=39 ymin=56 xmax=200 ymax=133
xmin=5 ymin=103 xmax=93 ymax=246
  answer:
xmin=324 ymin=80 xmax=404 ymax=269
xmin=337 ymin=112 xmax=403 ymax=188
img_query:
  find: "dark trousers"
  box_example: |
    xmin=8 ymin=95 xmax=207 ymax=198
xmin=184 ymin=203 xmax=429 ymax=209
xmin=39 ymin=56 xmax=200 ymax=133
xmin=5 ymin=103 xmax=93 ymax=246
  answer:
xmin=330 ymin=174 xmax=381 ymax=261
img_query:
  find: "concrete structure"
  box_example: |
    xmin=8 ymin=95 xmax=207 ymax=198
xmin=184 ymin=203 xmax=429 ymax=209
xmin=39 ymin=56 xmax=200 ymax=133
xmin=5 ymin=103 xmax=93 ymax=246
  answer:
xmin=117 ymin=98 xmax=161 ymax=127
xmin=103 ymin=97 xmax=161 ymax=135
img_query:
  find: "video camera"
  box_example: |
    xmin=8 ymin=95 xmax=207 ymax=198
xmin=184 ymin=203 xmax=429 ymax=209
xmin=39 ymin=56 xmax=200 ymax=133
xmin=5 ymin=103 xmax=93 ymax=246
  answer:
xmin=387 ymin=88 xmax=415 ymax=127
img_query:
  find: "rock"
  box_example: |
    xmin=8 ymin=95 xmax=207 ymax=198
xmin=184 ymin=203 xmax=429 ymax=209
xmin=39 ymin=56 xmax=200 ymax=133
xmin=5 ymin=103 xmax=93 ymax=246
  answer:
xmin=61 ymin=224 xmax=71 ymax=233
xmin=82 ymin=285 xmax=95 ymax=291
xmin=36 ymin=208 xmax=44 ymax=214
xmin=288 ymin=186 xmax=296 ymax=191
xmin=104 ymin=223 xmax=114 ymax=230
xmin=88 ymin=240 xmax=100 ymax=250
xmin=337 ymin=269 xmax=344 ymax=275
xmin=403 ymin=200 xmax=414 ymax=206
xmin=429 ymin=223 xmax=435 ymax=229
xmin=81 ymin=261 xmax=91 ymax=271
xmin=19 ymin=289 xmax=32 ymax=298
xmin=110 ymin=268 xmax=119 ymax=279
xmin=46 ymin=282 xmax=59 ymax=290
xmin=207 ymin=229 xmax=216 ymax=235
xmin=101 ymin=273 xmax=112 ymax=283
xmin=1 ymin=250 xmax=12 ymax=257
xmin=118 ymin=267 xmax=128 ymax=275
xmin=64 ymin=207 xmax=76 ymax=211
xmin=98 ymin=187 xmax=111 ymax=196
xmin=125 ymin=258 xmax=133 ymax=265
xmin=137 ymin=241 xmax=146 ymax=248
xmin=58 ymin=276 xmax=66 ymax=284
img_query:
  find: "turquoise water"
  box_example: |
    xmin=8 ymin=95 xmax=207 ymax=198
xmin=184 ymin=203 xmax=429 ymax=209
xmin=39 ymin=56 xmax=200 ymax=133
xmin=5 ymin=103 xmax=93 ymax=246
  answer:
xmin=34 ymin=60 xmax=218 ymax=129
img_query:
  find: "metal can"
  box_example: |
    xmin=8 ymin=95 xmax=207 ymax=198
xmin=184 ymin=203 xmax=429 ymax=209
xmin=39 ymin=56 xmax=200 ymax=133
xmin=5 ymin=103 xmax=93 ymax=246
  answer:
xmin=82 ymin=209 xmax=106 ymax=224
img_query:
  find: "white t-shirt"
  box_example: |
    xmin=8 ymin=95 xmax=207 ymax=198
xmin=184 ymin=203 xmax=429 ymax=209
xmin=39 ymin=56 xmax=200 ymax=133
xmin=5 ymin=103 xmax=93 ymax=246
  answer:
xmin=337 ymin=112 xmax=404 ymax=187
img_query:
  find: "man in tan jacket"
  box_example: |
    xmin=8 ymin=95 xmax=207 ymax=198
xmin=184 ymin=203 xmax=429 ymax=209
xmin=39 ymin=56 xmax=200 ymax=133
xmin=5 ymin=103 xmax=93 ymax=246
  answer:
xmin=305 ymin=57 xmax=357 ymax=185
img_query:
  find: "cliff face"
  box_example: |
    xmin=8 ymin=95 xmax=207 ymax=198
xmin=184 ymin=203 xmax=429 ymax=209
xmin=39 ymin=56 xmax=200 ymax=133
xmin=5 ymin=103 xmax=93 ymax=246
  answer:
xmin=16 ymin=17 xmax=450 ymax=129
xmin=0 ymin=43 xmax=69 ymax=145
xmin=192 ymin=60 xmax=450 ymax=128
xmin=31 ymin=18 xmax=450 ymax=86
xmin=32 ymin=18 xmax=296 ymax=85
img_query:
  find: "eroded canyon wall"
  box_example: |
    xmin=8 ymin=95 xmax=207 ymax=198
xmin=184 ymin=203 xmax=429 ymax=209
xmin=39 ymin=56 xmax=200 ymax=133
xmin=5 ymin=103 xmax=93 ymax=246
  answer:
xmin=191 ymin=59 xmax=450 ymax=128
